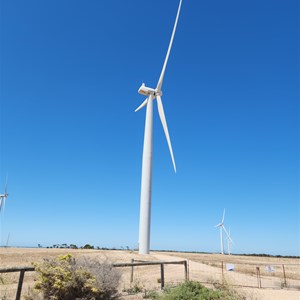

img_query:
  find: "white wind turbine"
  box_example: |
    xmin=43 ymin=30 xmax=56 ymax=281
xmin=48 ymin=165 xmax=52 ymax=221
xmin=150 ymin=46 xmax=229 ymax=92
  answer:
xmin=0 ymin=177 xmax=8 ymax=213
xmin=136 ymin=0 xmax=183 ymax=255
xmin=224 ymin=226 xmax=233 ymax=255
xmin=214 ymin=209 xmax=226 ymax=254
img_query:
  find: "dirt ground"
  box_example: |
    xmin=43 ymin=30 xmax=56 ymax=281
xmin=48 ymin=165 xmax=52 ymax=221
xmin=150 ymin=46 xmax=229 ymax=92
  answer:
xmin=0 ymin=248 xmax=299 ymax=300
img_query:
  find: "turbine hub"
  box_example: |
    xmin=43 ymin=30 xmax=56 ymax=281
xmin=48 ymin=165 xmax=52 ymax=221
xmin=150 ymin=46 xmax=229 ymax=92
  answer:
xmin=155 ymin=88 xmax=163 ymax=97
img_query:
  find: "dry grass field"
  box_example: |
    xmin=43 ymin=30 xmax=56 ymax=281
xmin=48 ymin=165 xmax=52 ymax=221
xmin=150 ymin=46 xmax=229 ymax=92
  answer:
xmin=0 ymin=247 xmax=299 ymax=300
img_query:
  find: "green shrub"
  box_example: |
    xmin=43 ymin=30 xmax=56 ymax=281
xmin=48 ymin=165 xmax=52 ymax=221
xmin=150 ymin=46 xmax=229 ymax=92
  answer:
xmin=143 ymin=289 xmax=160 ymax=299
xmin=124 ymin=281 xmax=144 ymax=294
xmin=156 ymin=281 xmax=242 ymax=300
xmin=25 ymin=254 xmax=121 ymax=300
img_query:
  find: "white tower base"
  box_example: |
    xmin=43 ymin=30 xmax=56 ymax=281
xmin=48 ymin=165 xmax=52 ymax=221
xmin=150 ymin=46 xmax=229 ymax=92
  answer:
xmin=138 ymin=94 xmax=154 ymax=255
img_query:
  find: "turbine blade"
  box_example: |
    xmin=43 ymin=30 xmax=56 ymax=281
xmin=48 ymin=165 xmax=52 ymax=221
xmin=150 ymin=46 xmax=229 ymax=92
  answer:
xmin=223 ymin=225 xmax=229 ymax=237
xmin=2 ymin=196 xmax=6 ymax=214
xmin=0 ymin=197 xmax=2 ymax=212
xmin=6 ymin=233 xmax=10 ymax=247
xmin=156 ymin=95 xmax=176 ymax=172
xmin=222 ymin=208 xmax=225 ymax=223
xmin=4 ymin=175 xmax=8 ymax=195
xmin=227 ymin=228 xmax=233 ymax=243
xmin=135 ymin=98 xmax=148 ymax=112
xmin=156 ymin=0 xmax=182 ymax=92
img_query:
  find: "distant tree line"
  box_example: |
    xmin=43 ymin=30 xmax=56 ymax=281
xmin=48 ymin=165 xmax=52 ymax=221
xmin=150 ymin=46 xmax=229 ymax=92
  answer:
xmin=237 ymin=253 xmax=300 ymax=259
xmin=39 ymin=245 xmax=299 ymax=259
xmin=47 ymin=244 xmax=96 ymax=249
xmin=43 ymin=244 xmax=133 ymax=251
xmin=152 ymin=249 xmax=300 ymax=259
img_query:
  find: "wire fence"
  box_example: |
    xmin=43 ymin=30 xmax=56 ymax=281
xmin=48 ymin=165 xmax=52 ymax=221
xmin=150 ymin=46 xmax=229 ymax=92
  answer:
xmin=0 ymin=260 xmax=299 ymax=299
xmin=188 ymin=260 xmax=300 ymax=290
xmin=114 ymin=259 xmax=188 ymax=291
xmin=0 ymin=266 xmax=35 ymax=300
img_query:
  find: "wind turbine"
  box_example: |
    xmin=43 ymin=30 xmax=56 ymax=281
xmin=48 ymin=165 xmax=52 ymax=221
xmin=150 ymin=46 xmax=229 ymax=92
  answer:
xmin=224 ymin=227 xmax=233 ymax=255
xmin=0 ymin=177 xmax=8 ymax=213
xmin=214 ymin=209 xmax=226 ymax=254
xmin=136 ymin=0 xmax=183 ymax=255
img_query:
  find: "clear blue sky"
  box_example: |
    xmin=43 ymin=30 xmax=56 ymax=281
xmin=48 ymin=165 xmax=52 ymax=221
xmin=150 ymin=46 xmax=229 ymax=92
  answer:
xmin=0 ymin=0 xmax=299 ymax=256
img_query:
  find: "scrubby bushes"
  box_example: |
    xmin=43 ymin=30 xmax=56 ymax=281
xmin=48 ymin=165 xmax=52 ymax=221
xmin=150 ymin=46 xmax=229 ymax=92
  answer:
xmin=147 ymin=281 xmax=242 ymax=300
xmin=25 ymin=254 xmax=121 ymax=300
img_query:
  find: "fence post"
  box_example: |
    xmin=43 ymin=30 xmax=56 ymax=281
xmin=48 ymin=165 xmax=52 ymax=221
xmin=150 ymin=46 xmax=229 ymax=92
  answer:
xmin=160 ymin=264 xmax=165 ymax=289
xmin=183 ymin=260 xmax=188 ymax=281
xmin=130 ymin=259 xmax=134 ymax=283
xmin=282 ymin=264 xmax=287 ymax=288
xmin=221 ymin=261 xmax=224 ymax=284
xmin=256 ymin=267 xmax=261 ymax=288
xmin=16 ymin=270 xmax=25 ymax=300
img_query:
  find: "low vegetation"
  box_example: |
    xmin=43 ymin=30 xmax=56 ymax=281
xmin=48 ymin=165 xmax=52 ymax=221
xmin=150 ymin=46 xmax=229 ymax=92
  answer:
xmin=143 ymin=281 xmax=243 ymax=300
xmin=123 ymin=281 xmax=144 ymax=294
xmin=25 ymin=254 xmax=121 ymax=300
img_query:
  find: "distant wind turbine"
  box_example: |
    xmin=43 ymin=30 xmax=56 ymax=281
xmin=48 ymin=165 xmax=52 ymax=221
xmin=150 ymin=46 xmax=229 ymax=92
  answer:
xmin=224 ymin=227 xmax=233 ymax=255
xmin=136 ymin=0 xmax=183 ymax=255
xmin=214 ymin=209 xmax=226 ymax=254
xmin=0 ymin=176 xmax=8 ymax=213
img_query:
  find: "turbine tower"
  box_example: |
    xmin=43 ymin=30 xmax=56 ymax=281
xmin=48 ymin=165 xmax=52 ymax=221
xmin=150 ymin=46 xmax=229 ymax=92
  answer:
xmin=214 ymin=209 xmax=226 ymax=254
xmin=136 ymin=0 xmax=183 ymax=255
xmin=0 ymin=177 xmax=8 ymax=213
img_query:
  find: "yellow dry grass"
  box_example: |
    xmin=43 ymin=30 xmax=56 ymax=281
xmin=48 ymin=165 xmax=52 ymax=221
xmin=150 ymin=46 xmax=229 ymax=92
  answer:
xmin=0 ymin=247 xmax=299 ymax=300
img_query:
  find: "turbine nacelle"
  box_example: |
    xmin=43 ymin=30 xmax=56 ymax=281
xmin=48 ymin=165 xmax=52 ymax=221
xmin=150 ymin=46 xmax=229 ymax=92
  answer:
xmin=138 ymin=83 xmax=162 ymax=97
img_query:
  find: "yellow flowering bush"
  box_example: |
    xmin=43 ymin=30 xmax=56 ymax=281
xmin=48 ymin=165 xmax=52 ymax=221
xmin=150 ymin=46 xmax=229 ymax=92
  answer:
xmin=26 ymin=254 xmax=121 ymax=300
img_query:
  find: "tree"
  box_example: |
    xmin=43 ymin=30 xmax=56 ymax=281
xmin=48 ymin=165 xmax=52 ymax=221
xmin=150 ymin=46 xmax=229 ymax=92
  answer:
xmin=82 ymin=244 xmax=94 ymax=249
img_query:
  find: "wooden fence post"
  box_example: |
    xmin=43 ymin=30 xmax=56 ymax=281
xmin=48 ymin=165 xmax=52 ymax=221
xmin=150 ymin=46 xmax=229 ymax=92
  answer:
xmin=16 ymin=270 xmax=25 ymax=300
xmin=160 ymin=264 xmax=165 ymax=289
xmin=282 ymin=264 xmax=287 ymax=288
xmin=184 ymin=260 xmax=188 ymax=281
xmin=130 ymin=259 xmax=134 ymax=283
xmin=256 ymin=267 xmax=261 ymax=288
xmin=221 ymin=261 xmax=224 ymax=284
